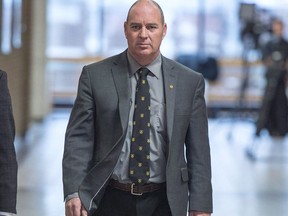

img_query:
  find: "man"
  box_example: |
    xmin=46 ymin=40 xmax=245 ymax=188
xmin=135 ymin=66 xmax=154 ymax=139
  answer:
xmin=63 ymin=0 xmax=212 ymax=215
xmin=0 ymin=70 xmax=18 ymax=216
xmin=256 ymin=18 xmax=288 ymax=137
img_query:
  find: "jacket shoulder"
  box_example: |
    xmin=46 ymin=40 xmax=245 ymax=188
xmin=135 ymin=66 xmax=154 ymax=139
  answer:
xmin=162 ymin=56 xmax=203 ymax=78
xmin=85 ymin=51 xmax=126 ymax=71
xmin=0 ymin=70 xmax=7 ymax=79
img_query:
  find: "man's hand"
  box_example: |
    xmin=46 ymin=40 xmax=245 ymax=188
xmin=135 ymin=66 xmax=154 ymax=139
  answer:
xmin=65 ymin=197 xmax=88 ymax=216
xmin=189 ymin=211 xmax=211 ymax=216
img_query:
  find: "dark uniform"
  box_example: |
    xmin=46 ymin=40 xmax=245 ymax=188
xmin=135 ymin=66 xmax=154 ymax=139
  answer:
xmin=256 ymin=36 xmax=288 ymax=137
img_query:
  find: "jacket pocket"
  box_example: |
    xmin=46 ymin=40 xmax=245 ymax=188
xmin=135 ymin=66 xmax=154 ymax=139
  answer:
xmin=181 ymin=167 xmax=189 ymax=182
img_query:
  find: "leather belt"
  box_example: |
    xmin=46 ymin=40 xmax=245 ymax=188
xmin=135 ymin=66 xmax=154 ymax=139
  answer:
xmin=109 ymin=179 xmax=166 ymax=196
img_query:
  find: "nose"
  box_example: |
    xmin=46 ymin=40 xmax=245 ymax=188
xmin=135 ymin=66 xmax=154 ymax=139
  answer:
xmin=139 ymin=26 xmax=148 ymax=38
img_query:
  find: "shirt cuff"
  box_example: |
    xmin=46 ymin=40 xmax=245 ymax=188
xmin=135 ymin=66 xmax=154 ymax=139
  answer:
xmin=0 ymin=211 xmax=17 ymax=216
xmin=65 ymin=192 xmax=79 ymax=203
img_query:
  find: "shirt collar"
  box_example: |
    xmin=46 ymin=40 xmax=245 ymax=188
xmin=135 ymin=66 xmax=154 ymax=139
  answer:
xmin=127 ymin=51 xmax=162 ymax=79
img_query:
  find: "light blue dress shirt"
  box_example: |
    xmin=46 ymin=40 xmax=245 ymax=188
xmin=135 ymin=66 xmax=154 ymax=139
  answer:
xmin=112 ymin=52 xmax=167 ymax=184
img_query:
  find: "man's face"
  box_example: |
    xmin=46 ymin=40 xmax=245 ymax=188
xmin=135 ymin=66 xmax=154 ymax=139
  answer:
xmin=272 ymin=21 xmax=284 ymax=37
xmin=124 ymin=2 xmax=167 ymax=65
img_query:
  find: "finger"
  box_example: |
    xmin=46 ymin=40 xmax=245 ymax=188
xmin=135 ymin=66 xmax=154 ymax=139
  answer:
xmin=66 ymin=205 xmax=77 ymax=216
xmin=81 ymin=205 xmax=88 ymax=216
xmin=65 ymin=202 xmax=75 ymax=216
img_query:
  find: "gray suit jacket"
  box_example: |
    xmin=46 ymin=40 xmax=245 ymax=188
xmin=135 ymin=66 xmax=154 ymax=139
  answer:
xmin=0 ymin=70 xmax=17 ymax=214
xmin=63 ymin=50 xmax=212 ymax=215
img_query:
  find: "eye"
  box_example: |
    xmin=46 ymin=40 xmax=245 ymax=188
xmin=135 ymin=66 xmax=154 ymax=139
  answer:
xmin=130 ymin=24 xmax=141 ymax=31
xmin=147 ymin=25 xmax=158 ymax=31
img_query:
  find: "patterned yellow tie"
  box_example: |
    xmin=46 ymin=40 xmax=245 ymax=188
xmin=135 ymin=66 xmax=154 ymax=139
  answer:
xmin=129 ymin=68 xmax=151 ymax=185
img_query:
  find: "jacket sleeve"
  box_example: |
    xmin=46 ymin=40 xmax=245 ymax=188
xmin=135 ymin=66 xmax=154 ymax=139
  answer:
xmin=186 ymin=75 xmax=213 ymax=213
xmin=0 ymin=70 xmax=18 ymax=214
xmin=62 ymin=66 xmax=95 ymax=198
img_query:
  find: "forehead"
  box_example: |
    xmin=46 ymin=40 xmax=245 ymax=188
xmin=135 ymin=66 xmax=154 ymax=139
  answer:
xmin=127 ymin=3 xmax=162 ymax=23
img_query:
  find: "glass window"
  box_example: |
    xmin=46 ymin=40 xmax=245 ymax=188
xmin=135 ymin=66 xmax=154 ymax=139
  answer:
xmin=46 ymin=0 xmax=288 ymax=106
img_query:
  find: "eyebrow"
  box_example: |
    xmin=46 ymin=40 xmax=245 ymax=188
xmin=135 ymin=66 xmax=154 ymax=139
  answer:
xmin=129 ymin=22 xmax=159 ymax=26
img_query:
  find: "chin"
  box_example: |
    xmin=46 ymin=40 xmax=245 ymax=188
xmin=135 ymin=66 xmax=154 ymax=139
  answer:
xmin=136 ymin=49 xmax=152 ymax=56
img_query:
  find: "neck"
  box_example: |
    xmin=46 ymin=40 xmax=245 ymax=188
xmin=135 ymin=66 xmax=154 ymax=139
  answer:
xmin=129 ymin=51 xmax=160 ymax=66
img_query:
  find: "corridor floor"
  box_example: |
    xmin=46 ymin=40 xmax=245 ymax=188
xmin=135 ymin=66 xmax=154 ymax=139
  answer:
xmin=16 ymin=109 xmax=288 ymax=216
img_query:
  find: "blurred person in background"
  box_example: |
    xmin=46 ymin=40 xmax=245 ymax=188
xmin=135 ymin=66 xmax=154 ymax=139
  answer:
xmin=256 ymin=18 xmax=288 ymax=137
xmin=63 ymin=0 xmax=212 ymax=216
xmin=0 ymin=70 xmax=18 ymax=216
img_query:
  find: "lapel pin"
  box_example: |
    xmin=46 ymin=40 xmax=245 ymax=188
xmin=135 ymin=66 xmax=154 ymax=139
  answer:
xmin=170 ymin=85 xmax=174 ymax=89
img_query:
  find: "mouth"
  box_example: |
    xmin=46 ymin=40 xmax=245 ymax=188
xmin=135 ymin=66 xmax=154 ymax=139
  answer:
xmin=137 ymin=44 xmax=150 ymax=48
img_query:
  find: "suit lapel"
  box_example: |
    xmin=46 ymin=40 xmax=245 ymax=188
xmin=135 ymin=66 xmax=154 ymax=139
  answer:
xmin=162 ymin=57 xmax=177 ymax=142
xmin=111 ymin=52 xmax=131 ymax=130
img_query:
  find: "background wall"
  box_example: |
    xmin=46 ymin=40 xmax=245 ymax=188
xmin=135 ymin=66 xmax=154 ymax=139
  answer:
xmin=0 ymin=0 xmax=48 ymax=136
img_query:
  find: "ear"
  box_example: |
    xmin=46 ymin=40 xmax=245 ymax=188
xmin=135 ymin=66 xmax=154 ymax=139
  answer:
xmin=124 ymin=22 xmax=128 ymax=38
xmin=162 ymin=23 xmax=167 ymax=39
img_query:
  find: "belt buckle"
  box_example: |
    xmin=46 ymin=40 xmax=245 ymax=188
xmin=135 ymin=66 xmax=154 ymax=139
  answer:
xmin=130 ymin=183 xmax=143 ymax=196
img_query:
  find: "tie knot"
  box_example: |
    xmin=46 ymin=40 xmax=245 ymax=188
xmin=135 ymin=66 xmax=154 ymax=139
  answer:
xmin=138 ymin=68 xmax=150 ymax=77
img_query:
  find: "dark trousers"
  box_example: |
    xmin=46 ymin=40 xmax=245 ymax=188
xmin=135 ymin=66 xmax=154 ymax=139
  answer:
xmin=93 ymin=185 xmax=172 ymax=216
